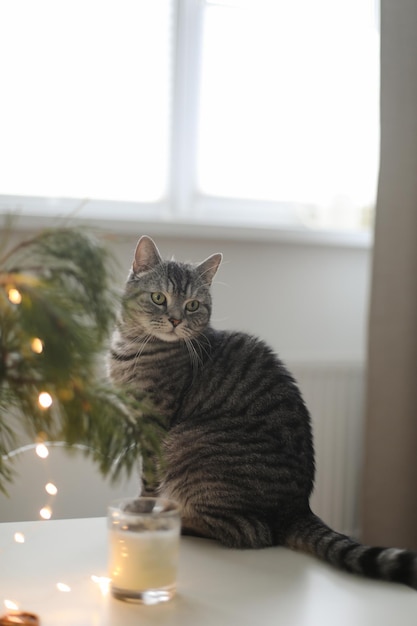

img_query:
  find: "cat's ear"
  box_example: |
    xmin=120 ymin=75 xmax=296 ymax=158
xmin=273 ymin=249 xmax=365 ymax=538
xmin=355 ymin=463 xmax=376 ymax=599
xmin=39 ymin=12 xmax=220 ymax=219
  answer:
xmin=197 ymin=253 xmax=222 ymax=286
xmin=132 ymin=236 xmax=163 ymax=274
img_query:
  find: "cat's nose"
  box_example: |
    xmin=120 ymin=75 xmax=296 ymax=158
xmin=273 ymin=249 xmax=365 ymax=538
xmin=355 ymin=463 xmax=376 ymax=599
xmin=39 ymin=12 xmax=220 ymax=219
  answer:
xmin=169 ymin=318 xmax=182 ymax=328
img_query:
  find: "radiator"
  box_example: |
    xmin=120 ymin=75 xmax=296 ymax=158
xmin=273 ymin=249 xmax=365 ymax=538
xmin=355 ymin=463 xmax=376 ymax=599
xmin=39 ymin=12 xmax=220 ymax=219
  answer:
xmin=290 ymin=362 xmax=365 ymax=538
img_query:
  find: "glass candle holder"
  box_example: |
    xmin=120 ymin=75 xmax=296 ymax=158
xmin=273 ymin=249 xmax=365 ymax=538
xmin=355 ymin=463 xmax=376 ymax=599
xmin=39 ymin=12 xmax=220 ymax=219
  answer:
xmin=108 ymin=497 xmax=181 ymax=604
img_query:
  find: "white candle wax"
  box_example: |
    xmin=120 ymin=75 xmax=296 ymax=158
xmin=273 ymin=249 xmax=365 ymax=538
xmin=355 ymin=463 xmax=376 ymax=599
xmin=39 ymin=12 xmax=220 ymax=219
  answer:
xmin=109 ymin=527 xmax=179 ymax=592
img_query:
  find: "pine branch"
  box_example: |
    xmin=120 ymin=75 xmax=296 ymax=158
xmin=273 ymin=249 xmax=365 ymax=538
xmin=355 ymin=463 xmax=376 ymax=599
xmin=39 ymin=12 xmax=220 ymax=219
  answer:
xmin=0 ymin=224 xmax=165 ymax=494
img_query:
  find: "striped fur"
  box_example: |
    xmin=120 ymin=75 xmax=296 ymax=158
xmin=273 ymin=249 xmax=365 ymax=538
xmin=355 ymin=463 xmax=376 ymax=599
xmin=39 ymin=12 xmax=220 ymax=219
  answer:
xmin=109 ymin=236 xmax=417 ymax=590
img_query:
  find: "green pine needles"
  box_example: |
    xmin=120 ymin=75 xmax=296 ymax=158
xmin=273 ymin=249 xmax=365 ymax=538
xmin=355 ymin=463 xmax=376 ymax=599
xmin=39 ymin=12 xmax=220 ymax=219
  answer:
xmin=0 ymin=225 xmax=165 ymax=495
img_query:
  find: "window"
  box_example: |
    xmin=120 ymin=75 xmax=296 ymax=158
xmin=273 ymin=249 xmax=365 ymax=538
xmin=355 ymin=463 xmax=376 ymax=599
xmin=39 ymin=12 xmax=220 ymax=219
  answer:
xmin=0 ymin=0 xmax=172 ymax=216
xmin=0 ymin=0 xmax=379 ymax=237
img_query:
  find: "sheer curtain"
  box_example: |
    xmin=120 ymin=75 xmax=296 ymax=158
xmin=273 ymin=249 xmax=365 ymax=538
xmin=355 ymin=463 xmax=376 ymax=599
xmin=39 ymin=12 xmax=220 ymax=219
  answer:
xmin=361 ymin=0 xmax=417 ymax=550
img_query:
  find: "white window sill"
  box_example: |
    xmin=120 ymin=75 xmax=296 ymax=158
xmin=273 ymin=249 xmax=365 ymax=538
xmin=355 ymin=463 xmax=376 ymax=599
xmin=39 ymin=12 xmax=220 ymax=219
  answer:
xmin=3 ymin=209 xmax=373 ymax=249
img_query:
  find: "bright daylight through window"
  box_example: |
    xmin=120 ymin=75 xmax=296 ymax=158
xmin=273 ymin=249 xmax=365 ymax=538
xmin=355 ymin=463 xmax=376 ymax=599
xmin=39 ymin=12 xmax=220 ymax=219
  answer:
xmin=0 ymin=0 xmax=379 ymax=236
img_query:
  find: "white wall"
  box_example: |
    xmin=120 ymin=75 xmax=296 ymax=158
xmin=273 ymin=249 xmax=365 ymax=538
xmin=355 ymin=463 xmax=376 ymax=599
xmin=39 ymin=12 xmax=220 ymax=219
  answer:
xmin=110 ymin=233 xmax=371 ymax=365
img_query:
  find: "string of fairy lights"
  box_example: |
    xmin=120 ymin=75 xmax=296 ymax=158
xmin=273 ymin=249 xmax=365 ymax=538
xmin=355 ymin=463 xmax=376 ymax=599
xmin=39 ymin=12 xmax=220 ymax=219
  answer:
xmin=2 ymin=442 xmax=112 ymax=614
xmin=3 ymin=438 xmax=63 ymax=523
xmin=3 ymin=286 xmax=58 ymax=519
xmin=2 ymin=286 xmax=112 ymax=611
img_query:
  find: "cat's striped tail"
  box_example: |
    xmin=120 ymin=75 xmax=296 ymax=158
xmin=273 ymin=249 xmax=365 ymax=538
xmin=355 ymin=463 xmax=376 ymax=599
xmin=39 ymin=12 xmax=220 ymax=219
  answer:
xmin=285 ymin=511 xmax=417 ymax=589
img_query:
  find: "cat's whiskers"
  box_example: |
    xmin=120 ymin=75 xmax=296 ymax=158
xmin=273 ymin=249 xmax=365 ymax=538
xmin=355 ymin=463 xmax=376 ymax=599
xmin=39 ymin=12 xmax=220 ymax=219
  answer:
xmin=184 ymin=337 xmax=198 ymax=370
xmin=114 ymin=335 xmax=154 ymax=385
xmin=193 ymin=331 xmax=213 ymax=362
xmin=133 ymin=333 xmax=154 ymax=366
xmin=184 ymin=336 xmax=203 ymax=378
xmin=113 ymin=332 xmax=149 ymax=356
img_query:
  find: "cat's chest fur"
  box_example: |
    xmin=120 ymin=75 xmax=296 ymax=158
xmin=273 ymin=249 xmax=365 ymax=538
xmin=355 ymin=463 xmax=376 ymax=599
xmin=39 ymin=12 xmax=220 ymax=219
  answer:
xmin=111 ymin=327 xmax=238 ymax=420
xmin=110 ymin=328 xmax=194 ymax=415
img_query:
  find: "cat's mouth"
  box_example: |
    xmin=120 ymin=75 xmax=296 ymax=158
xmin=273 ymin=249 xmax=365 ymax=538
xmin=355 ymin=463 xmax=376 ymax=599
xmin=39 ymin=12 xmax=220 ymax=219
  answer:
xmin=167 ymin=327 xmax=182 ymax=340
xmin=152 ymin=326 xmax=184 ymax=343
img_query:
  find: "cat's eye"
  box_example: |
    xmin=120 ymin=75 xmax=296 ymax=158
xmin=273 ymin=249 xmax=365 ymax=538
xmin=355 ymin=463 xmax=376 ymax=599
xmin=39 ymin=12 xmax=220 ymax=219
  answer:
xmin=151 ymin=292 xmax=166 ymax=305
xmin=185 ymin=300 xmax=199 ymax=312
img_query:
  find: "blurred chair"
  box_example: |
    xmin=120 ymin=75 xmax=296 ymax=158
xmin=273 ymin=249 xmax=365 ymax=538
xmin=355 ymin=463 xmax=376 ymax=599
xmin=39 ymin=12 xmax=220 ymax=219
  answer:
xmin=0 ymin=442 xmax=141 ymax=522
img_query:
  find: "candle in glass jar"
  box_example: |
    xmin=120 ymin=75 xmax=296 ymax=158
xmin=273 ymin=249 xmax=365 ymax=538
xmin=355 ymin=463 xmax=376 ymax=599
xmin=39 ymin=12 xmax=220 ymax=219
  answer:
xmin=109 ymin=527 xmax=179 ymax=591
xmin=108 ymin=497 xmax=181 ymax=603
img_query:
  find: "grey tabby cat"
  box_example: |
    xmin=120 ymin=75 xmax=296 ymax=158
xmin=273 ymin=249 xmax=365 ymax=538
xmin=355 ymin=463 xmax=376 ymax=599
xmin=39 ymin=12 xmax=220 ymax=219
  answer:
xmin=110 ymin=235 xmax=417 ymax=590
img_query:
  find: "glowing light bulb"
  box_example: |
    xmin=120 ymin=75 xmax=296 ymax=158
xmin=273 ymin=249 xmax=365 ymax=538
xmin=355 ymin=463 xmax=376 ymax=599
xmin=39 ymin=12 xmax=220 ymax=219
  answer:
xmin=7 ymin=288 xmax=22 ymax=304
xmin=40 ymin=506 xmax=52 ymax=520
xmin=45 ymin=482 xmax=58 ymax=496
xmin=35 ymin=443 xmax=49 ymax=459
xmin=91 ymin=575 xmax=111 ymax=596
xmin=31 ymin=337 xmax=44 ymax=354
xmin=38 ymin=392 xmax=53 ymax=409
xmin=14 ymin=532 xmax=25 ymax=544
xmin=4 ymin=599 xmax=19 ymax=611
xmin=56 ymin=582 xmax=71 ymax=593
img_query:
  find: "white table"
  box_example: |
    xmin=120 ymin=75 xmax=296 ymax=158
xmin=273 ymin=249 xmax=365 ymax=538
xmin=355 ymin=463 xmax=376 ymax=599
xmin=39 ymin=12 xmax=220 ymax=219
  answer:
xmin=1 ymin=517 xmax=417 ymax=625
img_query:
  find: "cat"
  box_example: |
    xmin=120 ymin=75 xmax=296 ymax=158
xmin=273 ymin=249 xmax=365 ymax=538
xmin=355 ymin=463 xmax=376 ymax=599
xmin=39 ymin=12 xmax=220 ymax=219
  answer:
xmin=109 ymin=234 xmax=417 ymax=590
